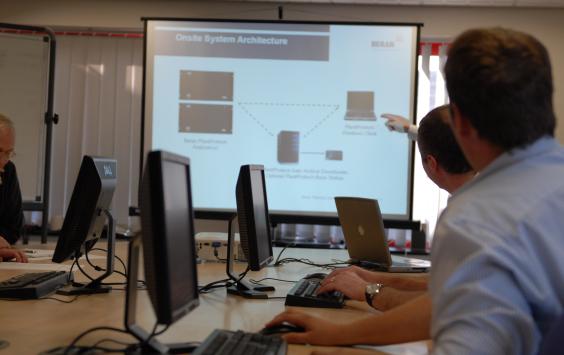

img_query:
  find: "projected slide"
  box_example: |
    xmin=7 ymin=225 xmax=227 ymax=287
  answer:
xmin=144 ymin=20 xmax=419 ymax=219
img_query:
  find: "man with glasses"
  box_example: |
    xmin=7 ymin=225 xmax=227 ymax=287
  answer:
xmin=0 ymin=114 xmax=27 ymax=262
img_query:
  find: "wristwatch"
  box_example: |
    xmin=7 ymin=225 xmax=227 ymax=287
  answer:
xmin=365 ymin=283 xmax=384 ymax=307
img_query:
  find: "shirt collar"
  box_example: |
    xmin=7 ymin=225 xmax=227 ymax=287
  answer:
xmin=450 ymin=136 xmax=559 ymax=199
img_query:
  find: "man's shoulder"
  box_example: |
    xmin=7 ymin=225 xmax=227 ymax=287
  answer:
xmin=1 ymin=161 xmax=19 ymax=187
xmin=3 ymin=161 xmax=15 ymax=171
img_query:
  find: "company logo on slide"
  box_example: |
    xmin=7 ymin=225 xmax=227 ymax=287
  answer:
xmin=371 ymin=40 xmax=395 ymax=48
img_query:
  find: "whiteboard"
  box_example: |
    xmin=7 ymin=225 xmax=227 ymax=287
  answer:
xmin=0 ymin=32 xmax=49 ymax=201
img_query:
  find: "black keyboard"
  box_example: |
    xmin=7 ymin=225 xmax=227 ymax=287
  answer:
xmin=193 ymin=329 xmax=287 ymax=355
xmin=0 ymin=271 xmax=71 ymax=299
xmin=285 ymin=274 xmax=345 ymax=309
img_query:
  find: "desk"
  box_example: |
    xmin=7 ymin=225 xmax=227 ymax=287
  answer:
xmin=0 ymin=241 xmax=426 ymax=354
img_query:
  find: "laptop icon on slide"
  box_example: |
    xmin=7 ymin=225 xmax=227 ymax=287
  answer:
xmin=335 ymin=196 xmax=430 ymax=273
xmin=344 ymin=91 xmax=376 ymax=121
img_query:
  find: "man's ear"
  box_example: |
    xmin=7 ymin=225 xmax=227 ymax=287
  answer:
xmin=425 ymin=154 xmax=438 ymax=173
xmin=450 ymin=103 xmax=474 ymax=139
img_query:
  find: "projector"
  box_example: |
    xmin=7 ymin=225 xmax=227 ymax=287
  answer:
xmin=195 ymin=232 xmax=246 ymax=262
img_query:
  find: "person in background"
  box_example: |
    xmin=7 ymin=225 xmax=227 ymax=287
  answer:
xmin=0 ymin=113 xmax=27 ymax=262
xmin=269 ymin=27 xmax=564 ymax=354
xmin=381 ymin=113 xmax=418 ymax=140
xmin=267 ymin=104 xmax=475 ymax=345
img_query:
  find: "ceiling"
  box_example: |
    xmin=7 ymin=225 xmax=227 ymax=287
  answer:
xmin=227 ymin=0 xmax=564 ymax=7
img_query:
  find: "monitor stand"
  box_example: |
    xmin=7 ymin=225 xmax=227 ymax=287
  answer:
xmin=124 ymin=235 xmax=197 ymax=354
xmin=225 ymin=214 xmax=273 ymax=299
xmin=57 ymin=209 xmax=115 ymax=295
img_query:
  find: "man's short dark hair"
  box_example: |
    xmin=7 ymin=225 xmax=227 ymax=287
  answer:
xmin=418 ymin=105 xmax=472 ymax=174
xmin=444 ymin=28 xmax=555 ymax=150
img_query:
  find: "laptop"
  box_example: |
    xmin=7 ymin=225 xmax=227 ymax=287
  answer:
xmin=344 ymin=91 xmax=376 ymax=121
xmin=335 ymin=196 xmax=431 ymax=273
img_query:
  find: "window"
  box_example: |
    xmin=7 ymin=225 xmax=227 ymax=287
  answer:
xmin=413 ymin=42 xmax=450 ymax=241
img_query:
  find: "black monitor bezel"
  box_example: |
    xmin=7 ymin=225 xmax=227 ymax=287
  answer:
xmin=140 ymin=150 xmax=199 ymax=325
xmin=235 ymin=164 xmax=273 ymax=271
xmin=52 ymin=155 xmax=117 ymax=263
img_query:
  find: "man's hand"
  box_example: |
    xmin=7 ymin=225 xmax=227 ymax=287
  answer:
xmin=0 ymin=247 xmax=28 ymax=263
xmin=322 ymin=266 xmax=396 ymax=287
xmin=265 ymin=309 xmax=348 ymax=345
xmin=0 ymin=236 xmax=10 ymax=249
xmin=316 ymin=269 xmax=368 ymax=301
xmin=381 ymin=114 xmax=411 ymax=133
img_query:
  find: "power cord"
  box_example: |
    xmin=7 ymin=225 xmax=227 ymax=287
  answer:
xmin=273 ymin=257 xmax=349 ymax=269
xmin=212 ymin=242 xmax=227 ymax=262
xmin=249 ymin=277 xmax=297 ymax=284
xmin=72 ymin=248 xmax=146 ymax=288
xmin=0 ymin=296 xmax=79 ymax=303
xmin=273 ymin=243 xmax=294 ymax=266
xmin=62 ymin=326 xmax=131 ymax=355
xmin=198 ymin=266 xmax=251 ymax=294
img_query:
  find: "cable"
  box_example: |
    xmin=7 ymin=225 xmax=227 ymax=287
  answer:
xmin=63 ymin=326 xmax=131 ymax=355
xmin=273 ymin=243 xmax=294 ymax=266
xmin=273 ymin=257 xmax=349 ymax=269
xmin=198 ymin=267 xmax=251 ymax=294
xmin=48 ymin=344 xmax=125 ymax=354
xmin=213 ymin=246 xmax=227 ymax=262
xmin=78 ymin=248 xmax=146 ymax=288
xmin=92 ymin=338 xmax=134 ymax=348
xmin=198 ymin=278 xmax=230 ymax=293
xmin=137 ymin=321 xmax=160 ymax=350
xmin=249 ymin=277 xmax=297 ymax=284
xmin=67 ymin=259 xmax=78 ymax=283
xmin=75 ymin=258 xmax=96 ymax=282
xmin=0 ymin=296 xmax=80 ymax=303
xmin=154 ymin=324 xmax=169 ymax=337
xmin=40 ymin=295 xmax=80 ymax=303
xmin=234 ymin=265 xmax=251 ymax=284
xmin=91 ymin=247 xmax=127 ymax=274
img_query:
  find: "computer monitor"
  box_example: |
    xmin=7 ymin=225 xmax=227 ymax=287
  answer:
xmin=236 ymin=164 xmax=273 ymax=270
xmin=52 ymin=155 xmax=117 ymax=295
xmin=125 ymin=150 xmax=198 ymax=353
xmin=226 ymin=164 xmax=275 ymax=299
xmin=139 ymin=150 xmax=199 ymax=324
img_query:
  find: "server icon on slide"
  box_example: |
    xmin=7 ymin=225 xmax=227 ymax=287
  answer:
xmin=277 ymin=131 xmax=300 ymax=164
xmin=179 ymin=70 xmax=233 ymax=101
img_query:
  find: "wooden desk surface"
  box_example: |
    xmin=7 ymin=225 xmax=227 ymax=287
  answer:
xmin=0 ymin=242 xmax=418 ymax=355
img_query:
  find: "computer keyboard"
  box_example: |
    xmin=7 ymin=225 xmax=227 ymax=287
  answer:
xmin=24 ymin=248 xmax=55 ymax=259
xmin=0 ymin=271 xmax=71 ymax=299
xmin=285 ymin=274 xmax=345 ymax=309
xmin=192 ymin=329 xmax=287 ymax=355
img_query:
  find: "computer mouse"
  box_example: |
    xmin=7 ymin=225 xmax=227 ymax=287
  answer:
xmin=303 ymin=272 xmax=328 ymax=280
xmin=260 ymin=322 xmax=306 ymax=336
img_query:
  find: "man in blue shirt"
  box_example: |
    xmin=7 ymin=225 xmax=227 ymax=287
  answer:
xmin=267 ymin=28 xmax=564 ymax=354
xmin=427 ymin=27 xmax=564 ymax=354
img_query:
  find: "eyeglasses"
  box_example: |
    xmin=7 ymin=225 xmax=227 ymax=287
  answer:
xmin=0 ymin=150 xmax=16 ymax=160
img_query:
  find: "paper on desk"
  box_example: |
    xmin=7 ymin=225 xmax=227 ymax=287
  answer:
xmin=356 ymin=340 xmax=429 ymax=355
